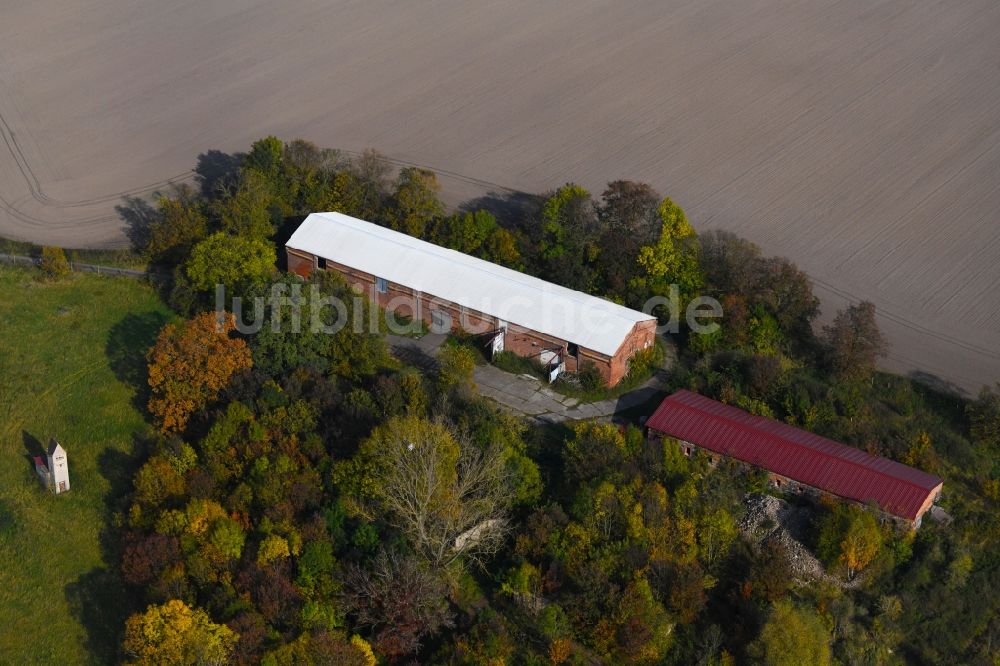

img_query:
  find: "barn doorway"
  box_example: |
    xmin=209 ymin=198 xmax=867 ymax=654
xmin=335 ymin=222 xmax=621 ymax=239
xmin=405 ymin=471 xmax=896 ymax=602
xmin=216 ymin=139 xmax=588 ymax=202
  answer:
xmin=539 ymin=350 xmax=564 ymax=382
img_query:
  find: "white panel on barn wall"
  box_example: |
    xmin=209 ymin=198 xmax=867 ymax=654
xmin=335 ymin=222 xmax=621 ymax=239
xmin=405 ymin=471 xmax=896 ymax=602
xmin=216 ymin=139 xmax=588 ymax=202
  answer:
xmin=491 ymin=331 xmax=504 ymax=357
xmin=431 ymin=309 xmax=452 ymax=333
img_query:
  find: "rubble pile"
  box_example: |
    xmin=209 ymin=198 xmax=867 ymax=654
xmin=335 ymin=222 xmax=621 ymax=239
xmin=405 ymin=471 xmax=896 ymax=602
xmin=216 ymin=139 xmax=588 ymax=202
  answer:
xmin=739 ymin=493 xmax=858 ymax=587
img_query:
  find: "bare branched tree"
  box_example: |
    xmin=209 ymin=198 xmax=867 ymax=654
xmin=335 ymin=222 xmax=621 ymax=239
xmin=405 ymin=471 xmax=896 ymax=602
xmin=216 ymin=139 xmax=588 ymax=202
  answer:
xmin=823 ymin=300 xmax=888 ymax=381
xmin=350 ymin=148 xmax=391 ymax=220
xmin=351 ymin=416 xmax=512 ymax=570
xmin=342 ymin=549 xmax=454 ymax=660
xmin=383 ymin=422 xmax=510 ymax=569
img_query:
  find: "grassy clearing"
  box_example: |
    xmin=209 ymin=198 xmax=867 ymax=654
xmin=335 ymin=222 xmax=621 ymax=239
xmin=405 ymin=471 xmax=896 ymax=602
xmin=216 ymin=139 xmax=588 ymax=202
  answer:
xmin=0 ymin=264 xmax=173 ymax=664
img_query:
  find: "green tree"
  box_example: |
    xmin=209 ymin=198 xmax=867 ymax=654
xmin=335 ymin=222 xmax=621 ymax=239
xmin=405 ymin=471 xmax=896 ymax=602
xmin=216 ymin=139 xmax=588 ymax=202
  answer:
xmin=481 ymin=226 xmax=523 ymax=269
xmin=248 ymin=274 xmax=329 ymax=375
xmin=838 ymin=509 xmax=883 ymax=579
xmin=630 ymin=197 xmax=702 ymax=303
xmin=39 ymin=246 xmax=70 ymax=279
xmin=243 ymin=135 xmax=284 ymax=179
xmin=751 ymin=600 xmax=831 ymax=666
xmin=699 ymin=231 xmax=818 ymax=346
xmin=317 ymin=273 xmax=392 ymax=381
xmin=754 ymin=256 xmax=819 ymax=342
xmin=749 ymin=540 xmax=792 ymax=602
xmin=598 ymin=577 xmax=674 ymax=664
xmin=213 ymin=169 xmax=280 ymax=240
xmin=184 ymin=232 xmax=275 ymax=295
xmin=206 ymin=517 xmax=246 ymax=563
xmin=536 ymin=184 xmax=598 ymax=291
xmin=257 ymin=534 xmax=292 ymax=566
xmin=262 ymin=631 xmax=375 ymax=666
xmin=597 ymin=180 xmax=662 ymax=241
xmin=564 ymin=421 xmax=631 ymax=483
xmin=698 ymin=230 xmax=761 ymax=297
xmin=298 ymin=168 xmax=344 ymax=215
xmin=902 ymin=430 xmax=939 ymax=474
xmin=433 ymin=209 xmax=497 ymax=254
xmin=968 ymin=383 xmax=1000 ymax=449
xmin=390 ymin=167 xmax=444 ymax=238
xmin=145 ymin=190 xmax=209 ymax=266
xmin=122 ymin=599 xmax=237 ymax=665
xmin=747 ymin=309 xmax=782 ymax=355
xmin=247 ymin=271 xmax=390 ymax=379
xmin=696 ymin=507 xmax=737 ymax=564
xmin=816 ymin=503 xmax=883 ymax=579
xmin=133 ymin=456 xmax=187 ymax=510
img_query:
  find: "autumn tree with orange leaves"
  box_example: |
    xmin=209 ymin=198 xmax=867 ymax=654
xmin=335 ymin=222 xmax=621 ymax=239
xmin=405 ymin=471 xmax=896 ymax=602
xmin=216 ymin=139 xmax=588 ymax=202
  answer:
xmin=147 ymin=311 xmax=252 ymax=433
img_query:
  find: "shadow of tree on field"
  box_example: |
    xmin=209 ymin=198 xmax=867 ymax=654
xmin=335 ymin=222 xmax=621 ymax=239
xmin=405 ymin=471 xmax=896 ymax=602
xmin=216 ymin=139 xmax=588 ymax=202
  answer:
xmin=21 ymin=430 xmax=45 ymax=481
xmin=116 ymin=196 xmax=159 ymax=254
xmin=909 ymin=370 xmax=974 ymax=442
xmin=196 ymin=149 xmax=245 ymax=199
xmin=0 ymin=499 xmax=16 ymax=538
xmin=65 ymin=567 xmax=128 ymax=663
xmin=21 ymin=429 xmax=43 ymax=458
xmin=459 ymin=190 xmax=545 ymax=233
xmin=106 ymin=311 xmax=170 ymax=414
xmin=65 ymin=437 xmax=155 ymax=664
xmin=909 ymin=370 xmax=968 ymax=399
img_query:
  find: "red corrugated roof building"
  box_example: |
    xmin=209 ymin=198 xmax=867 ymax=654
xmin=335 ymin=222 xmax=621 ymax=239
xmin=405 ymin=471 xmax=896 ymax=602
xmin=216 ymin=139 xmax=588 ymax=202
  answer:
xmin=646 ymin=390 xmax=943 ymax=526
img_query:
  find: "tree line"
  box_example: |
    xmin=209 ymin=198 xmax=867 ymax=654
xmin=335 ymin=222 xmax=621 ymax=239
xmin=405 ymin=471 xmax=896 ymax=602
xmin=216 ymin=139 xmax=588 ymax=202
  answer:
xmin=114 ymin=136 xmax=1000 ymax=664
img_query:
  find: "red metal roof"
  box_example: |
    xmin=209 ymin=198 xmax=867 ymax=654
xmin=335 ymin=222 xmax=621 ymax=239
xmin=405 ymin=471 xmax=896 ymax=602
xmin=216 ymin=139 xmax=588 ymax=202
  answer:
xmin=646 ymin=390 xmax=943 ymax=521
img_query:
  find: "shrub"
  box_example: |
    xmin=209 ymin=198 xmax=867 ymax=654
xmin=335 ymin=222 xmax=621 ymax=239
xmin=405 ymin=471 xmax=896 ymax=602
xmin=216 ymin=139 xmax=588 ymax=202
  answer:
xmin=578 ymin=363 xmax=604 ymax=392
xmin=493 ymin=350 xmax=541 ymax=376
xmin=538 ymin=604 xmax=572 ymax=640
xmin=39 ymin=246 xmax=70 ymax=279
xmin=439 ymin=344 xmax=477 ymax=393
xmin=624 ymin=341 xmax=665 ymax=383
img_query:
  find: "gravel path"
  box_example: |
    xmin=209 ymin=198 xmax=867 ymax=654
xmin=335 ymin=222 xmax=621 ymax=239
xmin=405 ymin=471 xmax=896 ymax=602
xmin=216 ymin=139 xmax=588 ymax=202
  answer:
xmin=387 ymin=332 xmax=668 ymax=423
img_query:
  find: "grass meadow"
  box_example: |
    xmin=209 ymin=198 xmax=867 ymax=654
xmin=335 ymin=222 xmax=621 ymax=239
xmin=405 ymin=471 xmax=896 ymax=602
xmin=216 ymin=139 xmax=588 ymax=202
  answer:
xmin=0 ymin=264 xmax=173 ymax=663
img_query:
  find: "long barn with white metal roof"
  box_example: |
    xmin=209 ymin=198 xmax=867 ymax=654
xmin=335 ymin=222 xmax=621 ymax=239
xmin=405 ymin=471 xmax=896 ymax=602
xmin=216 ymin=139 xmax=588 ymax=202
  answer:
xmin=286 ymin=211 xmax=657 ymax=385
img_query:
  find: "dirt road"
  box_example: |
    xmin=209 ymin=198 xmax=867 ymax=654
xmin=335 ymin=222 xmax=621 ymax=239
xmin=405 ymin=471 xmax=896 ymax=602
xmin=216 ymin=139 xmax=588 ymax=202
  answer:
xmin=1 ymin=0 xmax=997 ymax=392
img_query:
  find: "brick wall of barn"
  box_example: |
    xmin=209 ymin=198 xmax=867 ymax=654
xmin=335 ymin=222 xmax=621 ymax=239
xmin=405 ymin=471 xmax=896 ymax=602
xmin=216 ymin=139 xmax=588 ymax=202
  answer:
xmin=606 ymin=320 xmax=657 ymax=385
xmin=287 ymin=248 xmax=655 ymax=386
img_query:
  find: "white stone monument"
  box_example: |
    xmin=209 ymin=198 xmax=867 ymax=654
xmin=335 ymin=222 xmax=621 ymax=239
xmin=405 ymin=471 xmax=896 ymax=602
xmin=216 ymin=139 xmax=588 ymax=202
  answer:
xmin=33 ymin=439 xmax=70 ymax=494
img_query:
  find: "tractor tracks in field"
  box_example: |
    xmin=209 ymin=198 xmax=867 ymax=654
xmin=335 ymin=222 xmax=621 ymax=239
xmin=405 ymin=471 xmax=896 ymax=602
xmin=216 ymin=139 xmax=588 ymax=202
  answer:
xmin=0 ymin=107 xmax=194 ymax=229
